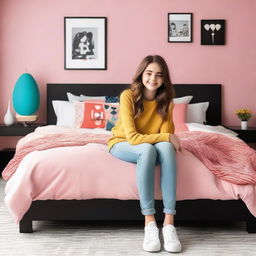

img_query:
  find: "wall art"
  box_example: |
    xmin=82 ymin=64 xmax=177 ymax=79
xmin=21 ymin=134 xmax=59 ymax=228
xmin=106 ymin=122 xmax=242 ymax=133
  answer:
xmin=64 ymin=17 xmax=107 ymax=70
xmin=201 ymin=20 xmax=225 ymax=45
xmin=168 ymin=13 xmax=193 ymax=43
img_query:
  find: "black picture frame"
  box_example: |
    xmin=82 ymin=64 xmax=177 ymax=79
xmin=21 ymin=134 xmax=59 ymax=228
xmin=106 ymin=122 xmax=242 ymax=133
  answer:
xmin=64 ymin=17 xmax=107 ymax=70
xmin=168 ymin=13 xmax=193 ymax=43
xmin=201 ymin=20 xmax=225 ymax=45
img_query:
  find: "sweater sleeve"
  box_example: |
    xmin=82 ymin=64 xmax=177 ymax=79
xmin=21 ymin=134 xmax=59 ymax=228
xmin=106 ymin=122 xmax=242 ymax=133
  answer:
xmin=120 ymin=90 xmax=170 ymax=145
xmin=160 ymin=103 xmax=175 ymax=134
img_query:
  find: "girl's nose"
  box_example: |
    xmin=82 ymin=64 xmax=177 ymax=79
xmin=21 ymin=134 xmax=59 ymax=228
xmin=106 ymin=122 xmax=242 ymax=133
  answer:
xmin=150 ymin=74 xmax=156 ymax=81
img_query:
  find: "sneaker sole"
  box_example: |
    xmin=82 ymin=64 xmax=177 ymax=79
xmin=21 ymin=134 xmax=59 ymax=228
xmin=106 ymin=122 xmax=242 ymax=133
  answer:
xmin=164 ymin=244 xmax=182 ymax=253
xmin=143 ymin=244 xmax=161 ymax=252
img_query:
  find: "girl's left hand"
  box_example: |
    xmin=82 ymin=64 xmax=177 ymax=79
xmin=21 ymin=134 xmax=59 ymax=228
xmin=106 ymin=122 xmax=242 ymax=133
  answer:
xmin=169 ymin=134 xmax=182 ymax=152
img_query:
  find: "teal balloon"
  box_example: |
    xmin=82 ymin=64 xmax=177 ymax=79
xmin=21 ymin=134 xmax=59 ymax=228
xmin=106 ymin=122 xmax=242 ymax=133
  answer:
xmin=12 ymin=73 xmax=40 ymax=115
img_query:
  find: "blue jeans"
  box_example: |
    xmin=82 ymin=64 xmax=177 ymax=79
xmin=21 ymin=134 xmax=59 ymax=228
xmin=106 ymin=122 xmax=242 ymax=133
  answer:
xmin=110 ymin=141 xmax=177 ymax=215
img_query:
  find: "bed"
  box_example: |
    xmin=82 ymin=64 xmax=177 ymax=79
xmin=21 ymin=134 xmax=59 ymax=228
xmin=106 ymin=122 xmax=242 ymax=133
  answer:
xmin=3 ymin=83 xmax=256 ymax=233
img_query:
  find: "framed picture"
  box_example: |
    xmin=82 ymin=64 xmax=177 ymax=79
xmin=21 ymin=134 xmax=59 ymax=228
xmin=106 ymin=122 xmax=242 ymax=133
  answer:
xmin=168 ymin=13 xmax=193 ymax=43
xmin=64 ymin=17 xmax=107 ymax=70
xmin=201 ymin=20 xmax=225 ymax=45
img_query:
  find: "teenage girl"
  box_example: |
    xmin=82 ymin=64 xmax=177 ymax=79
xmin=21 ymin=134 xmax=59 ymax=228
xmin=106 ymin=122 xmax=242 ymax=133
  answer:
xmin=108 ymin=55 xmax=182 ymax=253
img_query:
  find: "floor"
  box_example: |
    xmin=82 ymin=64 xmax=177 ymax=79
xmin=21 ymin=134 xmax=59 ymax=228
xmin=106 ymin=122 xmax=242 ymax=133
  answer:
xmin=1 ymin=178 xmax=256 ymax=256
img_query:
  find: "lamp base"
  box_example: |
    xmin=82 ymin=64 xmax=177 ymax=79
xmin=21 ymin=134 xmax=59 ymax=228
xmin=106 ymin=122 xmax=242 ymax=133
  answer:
xmin=16 ymin=114 xmax=38 ymax=126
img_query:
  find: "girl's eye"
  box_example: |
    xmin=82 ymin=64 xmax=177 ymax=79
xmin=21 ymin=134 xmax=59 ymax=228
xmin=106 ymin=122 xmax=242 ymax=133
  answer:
xmin=144 ymin=72 xmax=162 ymax=77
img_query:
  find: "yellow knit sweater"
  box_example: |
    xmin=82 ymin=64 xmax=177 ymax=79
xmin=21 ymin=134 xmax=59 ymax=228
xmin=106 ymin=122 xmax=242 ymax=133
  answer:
xmin=108 ymin=89 xmax=175 ymax=150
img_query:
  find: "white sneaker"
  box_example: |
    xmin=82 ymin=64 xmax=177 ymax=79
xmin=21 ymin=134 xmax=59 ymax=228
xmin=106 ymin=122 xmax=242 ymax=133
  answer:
xmin=143 ymin=221 xmax=161 ymax=252
xmin=162 ymin=224 xmax=182 ymax=253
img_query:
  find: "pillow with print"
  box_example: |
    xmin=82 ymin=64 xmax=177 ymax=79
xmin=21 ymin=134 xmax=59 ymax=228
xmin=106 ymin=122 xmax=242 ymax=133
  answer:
xmin=104 ymin=103 xmax=119 ymax=130
xmin=75 ymin=101 xmax=119 ymax=130
xmin=105 ymin=96 xmax=119 ymax=103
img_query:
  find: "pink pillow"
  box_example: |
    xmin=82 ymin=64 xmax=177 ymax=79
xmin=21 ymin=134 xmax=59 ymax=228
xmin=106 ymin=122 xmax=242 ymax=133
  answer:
xmin=173 ymin=103 xmax=188 ymax=132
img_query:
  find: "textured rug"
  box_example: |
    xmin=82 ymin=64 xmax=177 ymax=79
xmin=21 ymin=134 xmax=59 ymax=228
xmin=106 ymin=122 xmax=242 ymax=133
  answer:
xmin=1 ymin=178 xmax=256 ymax=256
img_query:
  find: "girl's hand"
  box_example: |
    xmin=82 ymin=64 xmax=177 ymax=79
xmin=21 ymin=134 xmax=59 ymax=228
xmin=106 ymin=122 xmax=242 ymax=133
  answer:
xmin=169 ymin=134 xmax=182 ymax=152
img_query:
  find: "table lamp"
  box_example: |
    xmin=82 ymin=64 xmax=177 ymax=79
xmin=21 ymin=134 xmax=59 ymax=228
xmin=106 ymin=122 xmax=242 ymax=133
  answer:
xmin=12 ymin=73 xmax=40 ymax=125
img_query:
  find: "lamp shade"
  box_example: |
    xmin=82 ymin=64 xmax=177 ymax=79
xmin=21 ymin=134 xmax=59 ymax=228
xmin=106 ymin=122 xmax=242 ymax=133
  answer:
xmin=12 ymin=73 xmax=40 ymax=115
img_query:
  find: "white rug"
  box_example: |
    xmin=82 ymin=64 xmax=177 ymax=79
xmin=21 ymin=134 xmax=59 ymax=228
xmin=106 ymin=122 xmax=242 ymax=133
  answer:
xmin=1 ymin=178 xmax=255 ymax=256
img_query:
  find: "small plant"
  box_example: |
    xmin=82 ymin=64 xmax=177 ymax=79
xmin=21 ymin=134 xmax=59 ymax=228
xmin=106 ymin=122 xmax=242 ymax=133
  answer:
xmin=235 ymin=108 xmax=252 ymax=121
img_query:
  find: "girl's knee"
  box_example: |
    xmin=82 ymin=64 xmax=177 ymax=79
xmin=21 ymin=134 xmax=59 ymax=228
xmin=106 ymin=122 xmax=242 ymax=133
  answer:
xmin=140 ymin=143 xmax=157 ymax=158
xmin=155 ymin=142 xmax=175 ymax=154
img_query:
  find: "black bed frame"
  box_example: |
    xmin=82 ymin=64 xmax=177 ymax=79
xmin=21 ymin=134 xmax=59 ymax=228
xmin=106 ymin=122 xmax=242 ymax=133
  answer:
xmin=19 ymin=83 xmax=256 ymax=233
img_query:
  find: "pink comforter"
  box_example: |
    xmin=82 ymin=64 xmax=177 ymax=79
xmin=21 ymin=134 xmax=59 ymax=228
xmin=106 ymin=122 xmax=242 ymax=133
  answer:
xmin=3 ymin=126 xmax=256 ymax=223
xmin=3 ymin=127 xmax=256 ymax=184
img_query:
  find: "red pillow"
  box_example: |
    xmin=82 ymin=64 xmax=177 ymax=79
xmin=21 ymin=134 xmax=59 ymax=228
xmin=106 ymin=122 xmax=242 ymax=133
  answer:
xmin=82 ymin=102 xmax=105 ymax=128
xmin=172 ymin=103 xmax=188 ymax=132
xmin=75 ymin=101 xmax=119 ymax=129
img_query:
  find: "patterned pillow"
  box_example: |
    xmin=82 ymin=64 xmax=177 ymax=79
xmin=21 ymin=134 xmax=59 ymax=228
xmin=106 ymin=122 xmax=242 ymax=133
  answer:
xmin=105 ymin=96 xmax=119 ymax=103
xmin=75 ymin=101 xmax=119 ymax=130
xmin=104 ymin=104 xmax=119 ymax=130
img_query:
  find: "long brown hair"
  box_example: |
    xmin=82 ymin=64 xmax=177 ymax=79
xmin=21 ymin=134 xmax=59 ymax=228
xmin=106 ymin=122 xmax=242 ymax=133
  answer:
xmin=130 ymin=55 xmax=175 ymax=120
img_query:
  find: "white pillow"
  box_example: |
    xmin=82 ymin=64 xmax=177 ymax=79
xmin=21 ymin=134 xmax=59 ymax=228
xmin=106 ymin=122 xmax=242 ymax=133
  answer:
xmin=173 ymin=95 xmax=193 ymax=104
xmin=187 ymin=102 xmax=209 ymax=124
xmin=67 ymin=92 xmax=85 ymax=102
xmin=52 ymin=100 xmax=75 ymax=127
xmin=67 ymin=92 xmax=105 ymax=102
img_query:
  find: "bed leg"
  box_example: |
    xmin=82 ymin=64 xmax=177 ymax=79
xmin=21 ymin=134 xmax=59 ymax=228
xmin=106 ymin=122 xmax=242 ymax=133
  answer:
xmin=246 ymin=220 xmax=256 ymax=233
xmin=19 ymin=218 xmax=33 ymax=233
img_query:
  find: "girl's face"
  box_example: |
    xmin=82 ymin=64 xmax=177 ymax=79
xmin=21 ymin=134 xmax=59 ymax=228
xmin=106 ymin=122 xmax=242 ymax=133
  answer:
xmin=142 ymin=62 xmax=163 ymax=92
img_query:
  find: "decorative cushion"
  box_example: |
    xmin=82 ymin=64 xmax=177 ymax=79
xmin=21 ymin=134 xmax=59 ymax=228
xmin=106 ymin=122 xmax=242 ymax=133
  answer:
xmin=172 ymin=103 xmax=189 ymax=132
xmin=105 ymin=96 xmax=119 ymax=103
xmin=75 ymin=101 xmax=119 ymax=130
xmin=104 ymin=104 xmax=119 ymax=130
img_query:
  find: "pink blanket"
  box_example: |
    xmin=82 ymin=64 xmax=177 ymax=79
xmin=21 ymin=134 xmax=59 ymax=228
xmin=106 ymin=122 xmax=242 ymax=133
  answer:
xmin=2 ymin=127 xmax=256 ymax=185
xmin=2 ymin=128 xmax=111 ymax=180
xmin=3 ymin=126 xmax=256 ymax=223
xmin=178 ymin=131 xmax=256 ymax=185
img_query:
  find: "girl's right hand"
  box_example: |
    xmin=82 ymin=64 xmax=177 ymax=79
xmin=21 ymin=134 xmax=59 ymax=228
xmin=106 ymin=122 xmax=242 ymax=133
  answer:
xmin=169 ymin=134 xmax=182 ymax=152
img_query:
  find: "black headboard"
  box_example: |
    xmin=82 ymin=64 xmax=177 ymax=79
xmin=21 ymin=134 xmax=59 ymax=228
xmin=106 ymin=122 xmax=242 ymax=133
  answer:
xmin=47 ymin=83 xmax=221 ymax=125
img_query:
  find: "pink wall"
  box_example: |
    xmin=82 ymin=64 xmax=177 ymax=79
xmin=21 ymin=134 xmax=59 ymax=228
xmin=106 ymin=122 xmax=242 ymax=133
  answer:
xmin=0 ymin=0 xmax=256 ymax=148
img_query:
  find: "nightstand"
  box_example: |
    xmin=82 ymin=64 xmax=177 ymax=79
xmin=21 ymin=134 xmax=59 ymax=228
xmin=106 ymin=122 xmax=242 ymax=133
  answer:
xmin=226 ymin=126 xmax=256 ymax=143
xmin=0 ymin=123 xmax=46 ymax=175
xmin=226 ymin=126 xmax=256 ymax=151
xmin=0 ymin=123 xmax=45 ymax=136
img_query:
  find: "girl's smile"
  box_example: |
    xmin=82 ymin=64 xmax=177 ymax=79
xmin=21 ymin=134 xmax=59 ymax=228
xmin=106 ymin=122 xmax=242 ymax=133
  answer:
xmin=147 ymin=81 xmax=158 ymax=86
